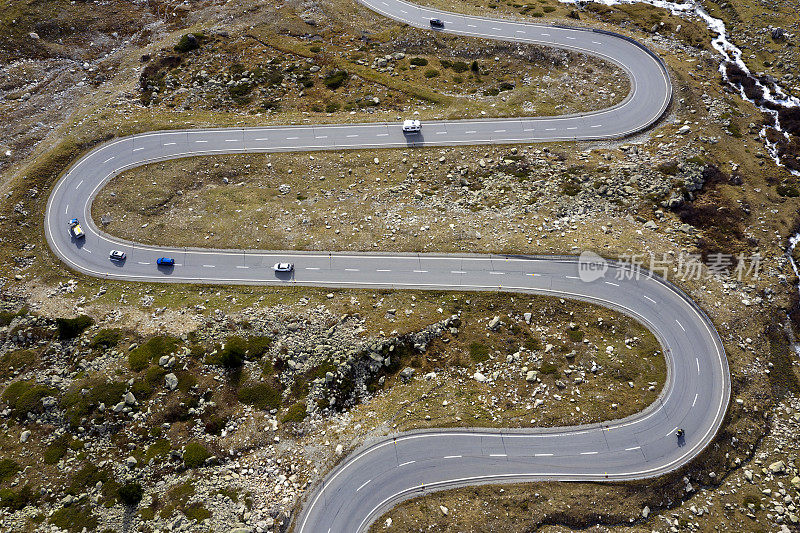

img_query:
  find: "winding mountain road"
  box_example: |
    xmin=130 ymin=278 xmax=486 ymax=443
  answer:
xmin=42 ymin=1 xmax=729 ymax=531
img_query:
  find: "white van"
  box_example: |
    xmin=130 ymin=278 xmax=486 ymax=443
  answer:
xmin=402 ymin=119 xmax=421 ymax=133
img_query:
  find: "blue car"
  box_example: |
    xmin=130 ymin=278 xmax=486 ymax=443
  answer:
xmin=156 ymin=257 xmax=175 ymax=266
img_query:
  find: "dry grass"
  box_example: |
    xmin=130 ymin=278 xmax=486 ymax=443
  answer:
xmin=350 ymin=291 xmax=665 ymax=431
xmin=135 ymin=17 xmax=628 ymax=121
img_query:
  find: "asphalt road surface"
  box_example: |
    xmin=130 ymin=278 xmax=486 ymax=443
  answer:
xmin=42 ymin=1 xmax=729 ymax=532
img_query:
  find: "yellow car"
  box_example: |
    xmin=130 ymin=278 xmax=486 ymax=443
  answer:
xmin=69 ymin=218 xmax=85 ymax=239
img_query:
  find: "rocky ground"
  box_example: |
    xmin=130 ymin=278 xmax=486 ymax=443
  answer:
xmin=0 ymin=288 xmax=662 ymax=532
xmin=95 ymin=142 xmax=715 ymax=255
xmin=1 ymin=0 xmax=800 ymax=532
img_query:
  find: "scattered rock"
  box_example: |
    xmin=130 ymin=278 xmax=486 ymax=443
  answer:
xmin=165 ymin=373 xmax=178 ymax=390
xmin=399 ymin=367 xmax=415 ymax=382
xmin=124 ymin=391 xmax=137 ymax=406
xmin=769 ymin=460 xmax=786 ymax=474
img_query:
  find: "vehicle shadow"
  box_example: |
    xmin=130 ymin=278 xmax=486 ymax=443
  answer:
xmin=273 ymin=271 xmax=294 ymax=281
xmin=678 ymin=434 xmax=686 ymax=447
xmin=110 ymin=259 xmax=127 ymax=268
xmin=71 ymin=235 xmax=86 ymax=249
xmin=404 ymin=133 xmax=425 ymax=147
xmin=157 ymin=264 xmax=174 ymax=275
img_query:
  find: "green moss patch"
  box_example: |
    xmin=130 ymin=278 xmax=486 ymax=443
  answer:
xmin=129 ymin=336 xmax=180 ymax=372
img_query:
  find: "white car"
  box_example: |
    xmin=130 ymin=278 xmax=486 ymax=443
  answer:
xmin=402 ymin=119 xmax=421 ymax=133
xmin=273 ymin=263 xmax=294 ymax=272
xmin=109 ymin=250 xmax=126 ymax=261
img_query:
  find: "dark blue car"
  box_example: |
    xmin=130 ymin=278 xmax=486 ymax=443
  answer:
xmin=156 ymin=257 xmax=175 ymax=266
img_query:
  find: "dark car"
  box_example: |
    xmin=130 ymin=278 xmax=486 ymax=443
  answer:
xmin=156 ymin=257 xmax=175 ymax=267
xmin=430 ymin=18 xmax=444 ymax=28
